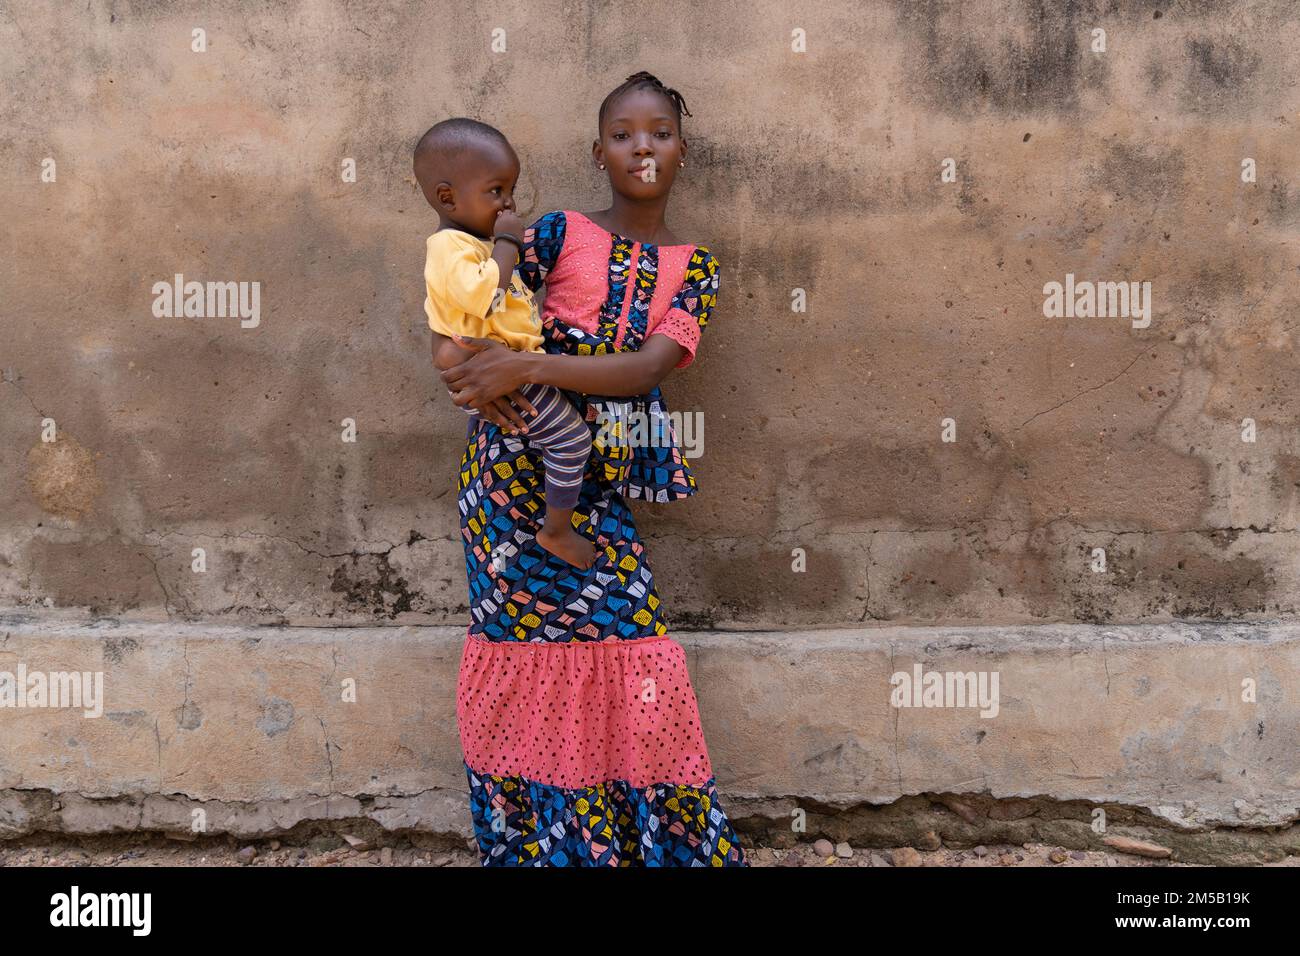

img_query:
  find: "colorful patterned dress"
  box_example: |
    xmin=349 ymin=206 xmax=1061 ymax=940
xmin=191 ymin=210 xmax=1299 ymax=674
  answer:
xmin=453 ymin=209 xmax=748 ymax=866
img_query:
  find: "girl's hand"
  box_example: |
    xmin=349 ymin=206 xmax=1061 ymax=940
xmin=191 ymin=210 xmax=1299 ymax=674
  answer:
xmin=441 ymin=334 xmax=538 ymax=434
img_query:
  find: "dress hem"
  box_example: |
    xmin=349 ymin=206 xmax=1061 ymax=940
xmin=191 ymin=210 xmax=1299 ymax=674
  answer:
xmin=464 ymin=761 xmax=748 ymax=867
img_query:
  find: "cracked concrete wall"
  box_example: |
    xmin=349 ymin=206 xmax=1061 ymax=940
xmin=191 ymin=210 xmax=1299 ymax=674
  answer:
xmin=3 ymin=0 xmax=1300 ymax=626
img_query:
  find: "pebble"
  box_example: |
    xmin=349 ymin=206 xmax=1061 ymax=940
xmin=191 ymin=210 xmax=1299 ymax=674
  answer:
xmin=917 ymin=830 xmax=942 ymax=851
xmin=1103 ymin=836 xmax=1172 ymax=859
xmin=812 ymin=839 xmax=835 ymax=858
xmin=236 ymin=846 xmax=257 ymax=865
xmin=972 ymin=845 xmax=989 ymax=857
xmin=341 ymin=833 xmax=371 ymax=851
xmin=1049 ymin=849 xmax=1068 ymax=864
xmin=941 ymin=797 xmax=978 ymax=824
xmin=1234 ymin=799 xmax=1262 ymax=819
xmin=381 ymin=847 xmax=393 ymax=866
xmin=891 ymin=847 xmax=923 ymax=867
xmin=834 ymin=842 xmax=853 ymax=859
xmin=998 ymin=853 xmax=1017 ymax=866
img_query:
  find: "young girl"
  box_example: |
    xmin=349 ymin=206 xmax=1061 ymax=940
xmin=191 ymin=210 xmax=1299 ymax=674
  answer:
xmin=434 ymin=71 xmax=747 ymax=867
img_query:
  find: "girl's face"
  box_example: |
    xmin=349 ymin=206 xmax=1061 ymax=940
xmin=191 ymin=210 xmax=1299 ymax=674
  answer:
xmin=593 ymin=87 xmax=686 ymax=201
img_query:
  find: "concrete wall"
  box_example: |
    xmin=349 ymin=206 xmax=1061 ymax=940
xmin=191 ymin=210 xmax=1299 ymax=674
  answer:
xmin=3 ymin=3 xmax=1299 ymax=858
xmin=4 ymin=0 xmax=1300 ymax=626
xmin=4 ymin=613 xmax=1297 ymax=863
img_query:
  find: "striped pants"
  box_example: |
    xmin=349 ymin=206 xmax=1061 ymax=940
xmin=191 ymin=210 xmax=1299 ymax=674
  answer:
xmin=463 ymin=382 xmax=591 ymax=510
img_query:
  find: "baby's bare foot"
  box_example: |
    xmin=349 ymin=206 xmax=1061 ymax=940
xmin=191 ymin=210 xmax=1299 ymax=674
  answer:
xmin=537 ymin=523 xmax=597 ymax=569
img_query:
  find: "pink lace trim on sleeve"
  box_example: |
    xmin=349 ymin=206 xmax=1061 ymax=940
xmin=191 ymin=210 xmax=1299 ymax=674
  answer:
xmin=648 ymin=307 xmax=702 ymax=369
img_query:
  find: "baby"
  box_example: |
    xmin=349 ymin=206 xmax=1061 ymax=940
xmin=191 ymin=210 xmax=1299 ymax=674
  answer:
xmin=414 ymin=118 xmax=597 ymax=570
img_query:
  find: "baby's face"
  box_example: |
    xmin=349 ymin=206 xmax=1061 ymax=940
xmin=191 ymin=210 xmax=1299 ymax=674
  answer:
xmin=450 ymin=140 xmax=521 ymax=237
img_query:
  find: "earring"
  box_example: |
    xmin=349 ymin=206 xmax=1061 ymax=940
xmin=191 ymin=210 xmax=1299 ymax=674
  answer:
xmin=679 ymin=161 xmax=685 ymax=167
xmin=598 ymin=163 xmax=605 ymax=169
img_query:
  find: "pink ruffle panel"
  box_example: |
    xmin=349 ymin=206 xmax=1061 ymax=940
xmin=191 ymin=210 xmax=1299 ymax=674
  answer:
xmin=456 ymin=632 xmax=716 ymax=789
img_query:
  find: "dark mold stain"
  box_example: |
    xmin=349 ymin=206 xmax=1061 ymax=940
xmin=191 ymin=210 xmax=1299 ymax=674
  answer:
xmin=103 ymin=635 xmax=141 ymax=665
xmin=664 ymin=609 xmax=717 ymax=632
xmin=890 ymin=0 xmax=1110 ymax=116
xmin=329 ymin=552 xmax=416 ymax=619
xmin=1178 ymin=36 xmax=1264 ymax=113
xmin=1265 ymin=177 xmax=1300 ymax=229
xmin=1186 ymin=37 xmax=1261 ymax=89
xmin=1151 ymin=553 xmax=1273 ymax=619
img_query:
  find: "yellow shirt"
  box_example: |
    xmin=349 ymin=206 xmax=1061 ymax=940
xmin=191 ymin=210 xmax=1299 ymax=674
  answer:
xmin=423 ymin=229 xmax=543 ymax=353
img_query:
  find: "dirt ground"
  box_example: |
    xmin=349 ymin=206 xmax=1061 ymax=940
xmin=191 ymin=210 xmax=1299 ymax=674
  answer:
xmin=6 ymin=833 xmax=1294 ymax=867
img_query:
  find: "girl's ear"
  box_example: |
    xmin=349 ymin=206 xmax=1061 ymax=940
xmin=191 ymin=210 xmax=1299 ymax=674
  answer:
xmin=591 ymin=139 xmax=604 ymax=168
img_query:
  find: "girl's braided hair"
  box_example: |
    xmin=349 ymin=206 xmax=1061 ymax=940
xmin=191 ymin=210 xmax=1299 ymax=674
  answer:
xmin=598 ymin=71 xmax=692 ymax=132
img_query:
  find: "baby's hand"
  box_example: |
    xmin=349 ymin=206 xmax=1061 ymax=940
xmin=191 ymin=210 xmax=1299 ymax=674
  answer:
xmin=493 ymin=209 xmax=525 ymax=243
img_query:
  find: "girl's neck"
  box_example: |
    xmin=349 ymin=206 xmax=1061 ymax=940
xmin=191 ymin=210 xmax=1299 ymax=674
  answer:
xmin=592 ymin=194 xmax=677 ymax=246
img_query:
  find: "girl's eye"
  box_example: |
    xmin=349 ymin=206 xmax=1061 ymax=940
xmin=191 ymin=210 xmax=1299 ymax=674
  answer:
xmin=613 ymin=132 xmax=628 ymax=140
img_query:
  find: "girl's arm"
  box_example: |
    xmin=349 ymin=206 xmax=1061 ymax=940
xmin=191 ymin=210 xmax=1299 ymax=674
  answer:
xmin=440 ymin=333 xmax=686 ymax=418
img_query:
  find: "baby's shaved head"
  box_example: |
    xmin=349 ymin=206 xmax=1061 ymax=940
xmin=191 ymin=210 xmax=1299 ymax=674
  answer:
xmin=413 ymin=118 xmax=514 ymax=206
